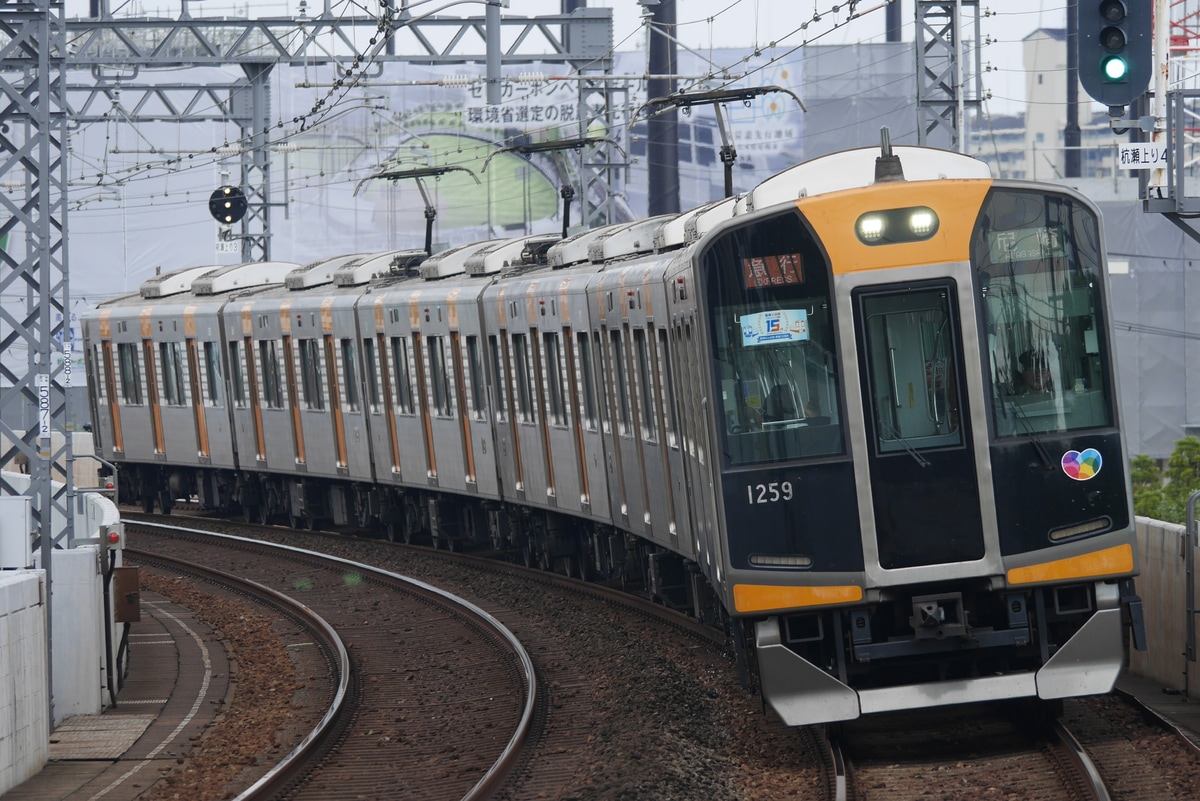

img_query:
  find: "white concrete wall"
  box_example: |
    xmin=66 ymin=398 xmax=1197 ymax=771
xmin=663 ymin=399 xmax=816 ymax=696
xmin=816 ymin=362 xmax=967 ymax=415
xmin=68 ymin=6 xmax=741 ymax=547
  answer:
xmin=1129 ymin=516 xmax=1191 ymax=692
xmin=0 ymin=460 xmax=121 ymax=791
xmin=0 ymin=571 xmax=49 ymax=796
xmin=49 ymin=547 xmax=104 ymax=722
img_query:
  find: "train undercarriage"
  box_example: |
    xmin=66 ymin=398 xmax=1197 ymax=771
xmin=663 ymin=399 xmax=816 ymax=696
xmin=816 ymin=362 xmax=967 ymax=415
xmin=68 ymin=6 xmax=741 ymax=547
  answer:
xmin=118 ymin=460 xmax=1144 ymax=728
xmin=119 ymin=461 xmax=724 ymax=623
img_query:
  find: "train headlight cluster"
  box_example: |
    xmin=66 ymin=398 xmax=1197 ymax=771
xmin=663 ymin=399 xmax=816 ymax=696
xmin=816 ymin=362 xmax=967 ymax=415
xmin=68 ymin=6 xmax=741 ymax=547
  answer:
xmin=855 ymin=206 xmax=940 ymax=246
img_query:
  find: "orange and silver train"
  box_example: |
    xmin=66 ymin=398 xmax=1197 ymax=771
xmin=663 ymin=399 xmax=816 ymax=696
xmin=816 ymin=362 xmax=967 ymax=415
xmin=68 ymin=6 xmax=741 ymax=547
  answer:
xmin=82 ymin=139 xmax=1145 ymax=725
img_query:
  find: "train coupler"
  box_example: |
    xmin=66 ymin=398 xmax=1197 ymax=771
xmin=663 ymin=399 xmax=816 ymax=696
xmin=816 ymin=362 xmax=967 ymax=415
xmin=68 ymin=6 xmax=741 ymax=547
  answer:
xmin=909 ymin=592 xmax=967 ymax=640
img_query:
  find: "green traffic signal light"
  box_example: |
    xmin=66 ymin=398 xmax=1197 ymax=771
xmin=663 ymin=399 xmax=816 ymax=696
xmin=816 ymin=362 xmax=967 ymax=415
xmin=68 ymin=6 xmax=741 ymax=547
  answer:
xmin=1075 ymin=0 xmax=1151 ymax=111
xmin=1102 ymin=55 xmax=1129 ymax=82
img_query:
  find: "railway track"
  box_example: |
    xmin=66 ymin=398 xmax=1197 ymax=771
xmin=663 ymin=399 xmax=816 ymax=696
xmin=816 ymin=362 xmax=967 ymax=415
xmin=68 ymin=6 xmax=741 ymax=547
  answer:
xmin=827 ymin=701 xmax=1167 ymax=801
xmin=126 ymin=511 xmax=828 ymax=798
xmin=124 ymin=511 xmax=1200 ymax=800
xmin=129 ymin=520 xmax=538 ymax=800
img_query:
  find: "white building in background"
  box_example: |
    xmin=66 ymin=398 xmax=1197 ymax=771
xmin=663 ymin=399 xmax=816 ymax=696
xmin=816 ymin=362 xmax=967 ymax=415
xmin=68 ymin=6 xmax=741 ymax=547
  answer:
xmin=969 ymin=28 xmax=1132 ymax=185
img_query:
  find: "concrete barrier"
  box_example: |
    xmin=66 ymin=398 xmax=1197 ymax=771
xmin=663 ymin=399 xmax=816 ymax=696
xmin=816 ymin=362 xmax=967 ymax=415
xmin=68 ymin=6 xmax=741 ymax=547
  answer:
xmin=0 ymin=452 xmax=121 ymax=795
xmin=0 ymin=571 xmax=49 ymax=795
xmin=1130 ymin=516 xmax=1193 ymax=693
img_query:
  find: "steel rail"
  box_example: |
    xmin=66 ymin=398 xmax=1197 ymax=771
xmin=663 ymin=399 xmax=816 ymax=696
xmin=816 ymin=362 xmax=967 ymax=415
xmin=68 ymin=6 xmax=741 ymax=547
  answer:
xmin=1050 ymin=719 xmax=1112 ymax=801
xmin=130 ymin=520 xmax=539 ymax=801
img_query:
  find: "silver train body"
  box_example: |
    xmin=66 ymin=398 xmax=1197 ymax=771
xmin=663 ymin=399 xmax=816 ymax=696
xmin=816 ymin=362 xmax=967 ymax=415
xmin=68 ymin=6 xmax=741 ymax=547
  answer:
xmin=83 ymin=144 xmax=1144 ymax=725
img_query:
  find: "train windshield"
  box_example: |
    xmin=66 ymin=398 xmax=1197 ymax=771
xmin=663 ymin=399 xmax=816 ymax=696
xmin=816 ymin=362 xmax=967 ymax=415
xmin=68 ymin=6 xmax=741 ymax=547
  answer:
xmin=701 ymin=210 xmax=843 ymax=467
xmin=972 ymin=188 xmax=1114 ymax=436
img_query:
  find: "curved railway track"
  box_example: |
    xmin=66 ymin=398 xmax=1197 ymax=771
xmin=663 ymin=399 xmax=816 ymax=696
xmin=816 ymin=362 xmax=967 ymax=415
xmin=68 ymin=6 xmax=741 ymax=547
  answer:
xmin=129 ymin=521 xmax=538 ymax=801
xmin=123 ymin=511 xmax=1200 ymax=800
xmin=126 ymin=512 xmax=831 ymax=798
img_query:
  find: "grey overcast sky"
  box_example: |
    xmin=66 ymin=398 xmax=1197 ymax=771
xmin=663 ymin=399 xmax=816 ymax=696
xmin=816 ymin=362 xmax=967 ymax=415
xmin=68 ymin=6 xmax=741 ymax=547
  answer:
xmin=65 ymin=0 xmax=1069 ymax=115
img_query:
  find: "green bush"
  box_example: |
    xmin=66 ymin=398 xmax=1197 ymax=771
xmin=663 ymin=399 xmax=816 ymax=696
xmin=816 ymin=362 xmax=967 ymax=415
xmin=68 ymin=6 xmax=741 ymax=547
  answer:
xmin=1131 ymin=436 xmax=1200 ymax=524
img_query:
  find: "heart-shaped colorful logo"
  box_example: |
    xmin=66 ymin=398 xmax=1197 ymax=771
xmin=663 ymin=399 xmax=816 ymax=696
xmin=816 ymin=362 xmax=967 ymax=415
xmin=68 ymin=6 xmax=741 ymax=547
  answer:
xmin=1061 ymin=448 xmax=1102 ymax=481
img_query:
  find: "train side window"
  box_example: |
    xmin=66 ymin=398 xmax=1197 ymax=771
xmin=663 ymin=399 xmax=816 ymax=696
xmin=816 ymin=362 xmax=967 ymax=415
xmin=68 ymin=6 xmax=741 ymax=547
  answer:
xmin=229 ymin=340 xmax=246 ymax=408
xmin=428 ymin=335 xmax=451 ymax=416
xmin=594 ymin=331 xmax=610 ymax=433
xmin=390 ymin=336 xmax=415 ymax=415
xmin=488 ymin=335 xmax=508 ymax=422
xmin=118 ymin=342 xmax=141 ymax=405
xmin=544 ymin=331 xmax=566 ymax=426
xmin=576 ymin=332 xmax=598 ymax=431
xmin=634 ymin=327 xmax=656 ymax=442
xmin=160 ymin=342 xmax=186 ymax=406
xmin=612 ymin=328 xmax=631 ymax=437
xmin=260 ymin=340 xmax=284 ymax=409
xmin=466 ymin=335 xmax=486 ymax=421
xmin=94 ymin=344 xmax=109 ymax=401
xmin=203 ymin=341 xmax=223 ymax=407
xmin=657 ymin=327 xmax=679 ymax=448
xmin=340 ymin=338 xmax=360 ymax=413
xmin=362 ymin=338 xmax=382 ymax=414
xmin=512 ymin=332 xmax=535 ymax=423
xmin=299 ymin=338 xmax=325 ymax=411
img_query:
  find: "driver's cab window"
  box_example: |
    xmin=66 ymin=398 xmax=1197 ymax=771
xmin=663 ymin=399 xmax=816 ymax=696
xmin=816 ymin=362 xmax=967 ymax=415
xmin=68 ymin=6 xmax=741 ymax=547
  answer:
xmin=702 ymin=210 xmax=844 ymax=467
xmin=972 ymin=189 xmax=1114 ymax=437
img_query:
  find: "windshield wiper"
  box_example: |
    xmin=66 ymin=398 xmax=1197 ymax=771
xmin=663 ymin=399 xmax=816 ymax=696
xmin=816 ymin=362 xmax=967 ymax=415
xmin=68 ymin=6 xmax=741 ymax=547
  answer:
xmin=879 ymin=419 xmax=931 ymax=468
xmin=1004 ymin=399 xmax=1054 ymax=470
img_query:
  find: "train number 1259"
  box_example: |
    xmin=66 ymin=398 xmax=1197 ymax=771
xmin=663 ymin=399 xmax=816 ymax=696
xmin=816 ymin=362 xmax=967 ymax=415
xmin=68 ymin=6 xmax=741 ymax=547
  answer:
xmin=747 ymin=481 xmax=794 ymax=504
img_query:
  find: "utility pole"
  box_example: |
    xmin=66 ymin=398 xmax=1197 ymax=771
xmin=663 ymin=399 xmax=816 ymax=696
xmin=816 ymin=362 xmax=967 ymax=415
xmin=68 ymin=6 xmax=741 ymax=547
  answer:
xmin=887 ymin=0 xmax=902 ymax=42
xmin=647 ymin=0 xmax=679 ymax=215
xmin=1065 ymin=0 xmax=1081 ymax=178
xmin=916 ymin=0 xmax=982 ymax=151
xmin=0 ymin=0 xmax=72 ymax=726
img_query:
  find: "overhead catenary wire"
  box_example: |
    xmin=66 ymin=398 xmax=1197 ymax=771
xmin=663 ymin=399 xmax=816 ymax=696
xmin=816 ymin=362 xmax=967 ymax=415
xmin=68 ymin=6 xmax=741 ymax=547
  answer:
xmin=50 ymin=0 xmax=1028 ymax=216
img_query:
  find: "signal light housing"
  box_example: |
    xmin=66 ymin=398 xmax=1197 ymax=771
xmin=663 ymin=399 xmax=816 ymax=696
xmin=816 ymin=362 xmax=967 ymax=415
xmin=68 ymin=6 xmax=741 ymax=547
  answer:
xmin=208 ymin=185 xmax=247 ymax=224
xmin=101 ymin=523 xmax=125 ymax=550
xmin=1076 ymin=0 xmax=1152 ymax=113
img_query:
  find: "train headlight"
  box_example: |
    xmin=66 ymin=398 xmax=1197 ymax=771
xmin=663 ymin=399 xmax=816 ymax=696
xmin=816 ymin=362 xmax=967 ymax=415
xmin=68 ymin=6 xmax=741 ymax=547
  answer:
xmin=908 ymin=209 xmax=937 ymax=236
xmin=856 ymin=215 xmax=886 ymax=243
xmin=855 ymin=206 xmax=939 ymax=245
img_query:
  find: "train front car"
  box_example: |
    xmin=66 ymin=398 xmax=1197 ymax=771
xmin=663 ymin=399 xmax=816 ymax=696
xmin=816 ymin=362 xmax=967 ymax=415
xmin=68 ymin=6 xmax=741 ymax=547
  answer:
xmin=699 ymin=143 xmax=1142 ymax=726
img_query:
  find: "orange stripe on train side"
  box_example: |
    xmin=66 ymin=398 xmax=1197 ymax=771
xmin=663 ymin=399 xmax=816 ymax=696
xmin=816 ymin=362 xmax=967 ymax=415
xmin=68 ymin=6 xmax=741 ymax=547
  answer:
xmin=1006 ymin=543 xmax=1135 ymax=586
xmin=795 ymin=179 xmax=993 ymax=274
xmin=183 ymin=305 xmax=197 ymax=337
xmin=733 ymin=583 xmax=863 ymax=614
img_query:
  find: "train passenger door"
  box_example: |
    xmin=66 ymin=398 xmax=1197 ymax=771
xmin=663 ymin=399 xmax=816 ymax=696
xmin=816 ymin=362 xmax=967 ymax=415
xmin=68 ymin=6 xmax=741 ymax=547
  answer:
xmin=142 ymin=339 xmax=166 ymax=454
xmin=185 ymin=338 xmax=210 ymax=459
xmin=853 ymin=282 xmax=984 ymax=570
